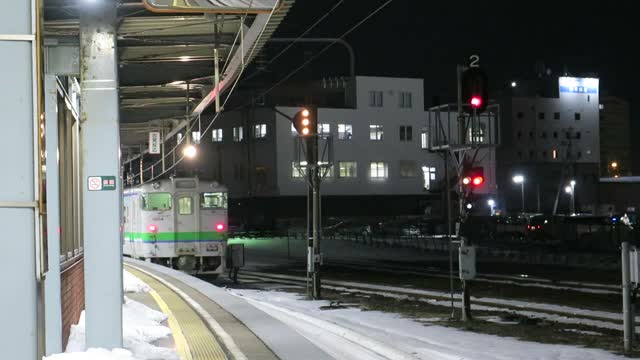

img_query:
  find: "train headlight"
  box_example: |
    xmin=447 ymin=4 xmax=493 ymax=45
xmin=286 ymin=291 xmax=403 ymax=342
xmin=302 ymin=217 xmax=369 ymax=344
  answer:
xmin=206 ymin=243 xmax=219 ymax=252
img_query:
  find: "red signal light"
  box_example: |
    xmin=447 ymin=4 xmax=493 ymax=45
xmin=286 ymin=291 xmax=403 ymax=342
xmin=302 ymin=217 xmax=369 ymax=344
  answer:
xmin=472 ymin=176 xmax=484 ymax=186
xmin=215 ymin=223 xmax=225 ymax=232
xmin=470 ymin=96 xmax=482 ymax=109
xmin=148 ymin=224 xmax=158 ymax=233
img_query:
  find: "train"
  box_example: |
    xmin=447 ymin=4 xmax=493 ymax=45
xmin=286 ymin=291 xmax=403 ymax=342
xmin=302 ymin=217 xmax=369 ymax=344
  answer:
xmin=123 ymin=177 xmax=229 ymax=275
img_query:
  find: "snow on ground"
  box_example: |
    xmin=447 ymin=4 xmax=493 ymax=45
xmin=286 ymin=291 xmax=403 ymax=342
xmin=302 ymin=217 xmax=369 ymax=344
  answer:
xmin=229 ymin=288 xmax=626 ymax=360
xmin=124 ymin=270 xmax=151 ymax=293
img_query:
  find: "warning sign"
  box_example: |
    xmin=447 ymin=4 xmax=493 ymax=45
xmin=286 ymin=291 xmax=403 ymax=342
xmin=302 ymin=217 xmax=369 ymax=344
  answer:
xmin=88 ymin=176 xmax=117 ymax=191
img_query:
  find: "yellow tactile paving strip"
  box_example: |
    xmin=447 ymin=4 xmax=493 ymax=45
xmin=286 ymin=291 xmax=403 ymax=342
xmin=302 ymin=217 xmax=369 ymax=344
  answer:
xmin=126 ymin=266 xmax=228 ymax=360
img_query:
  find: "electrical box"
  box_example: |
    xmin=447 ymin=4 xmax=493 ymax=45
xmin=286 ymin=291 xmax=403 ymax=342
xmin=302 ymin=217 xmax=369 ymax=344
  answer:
xmin=459 ymin=245 xmax=476 ymax=280
xmin=631 ymin=246 xmax=640 ymax=286
xmin=227 ymin=244 xmax=245 ymax=268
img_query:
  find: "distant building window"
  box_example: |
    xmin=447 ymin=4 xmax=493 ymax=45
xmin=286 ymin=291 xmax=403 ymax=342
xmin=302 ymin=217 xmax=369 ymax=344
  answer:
xmin=541 ymin=131 xmax=547 ymax=139
xmin=399 ymin=91 xmax=412 ymax=108
xmin=517 ymin=151 xmax=522 ymax=160
xmin=542 ymin=151 xmax=547 ymax=159
xmin=529 ymin=150 xmax=534 ymax=159
xmin=369 ymin=91 xmax=383 ymax=107
xmin=370 ymin=125 xmax=384 ymax=140
xmin=422 ymin=166 xmax=436 ymax=190
xmin=538 ymin=112 xmax=545 ymax=120
xmin=565 ymin=132 xmax=570 ymax=140
xmin=516 ymin=112 xmax=524 ymax=119
xmin=318 ymin=161 xmax=334 ymax=177
xmin=192 ymin=131 xmax=201 ymax=144
xmin=399 ymin=160 xmax=418 ymax=177
xmin=552 ymin=149 xmax=558 ymax=159
xmin=369 ymin=162 xmax=388 ymax=179
xmin=574 ymin=112 xmax=581 ymax=120
xmin=233 ymin=126 xmax=244 ymax=142
xmin=468 ymin=125 xmax=485 ymax=143
xmin=338 ymin=161 xmax=357 ymax=178
xmin=529 ymin=131 xmax=534 ymax=139
xmin=554 ymin=112 xmax=560 ymax=120
xmin=212 ymin=129 xmax=223 ymax=142
xmin=400 ymin=125 xmax=413 ymax=141
xmin=577 ymin=151 xmax=582 ymax=159
xmin=553 ymin=131 xmax=558 ymax=139
xmin=576 ymin=131 xmax=581 ymax=139
xmin=338 ymin=124 xmax=352 ymax=140
xmin=318 ymin=123 xmax=331 ymax=136
xmin=421 ymin=129 xmax=429 ymax=149
xmin=517 ymin=131 xmax=522 ymax=139
xmin=253 ymin=124 xmax=267 ymax=139
xmin=291 ymin=161 xmax=307 ymax=178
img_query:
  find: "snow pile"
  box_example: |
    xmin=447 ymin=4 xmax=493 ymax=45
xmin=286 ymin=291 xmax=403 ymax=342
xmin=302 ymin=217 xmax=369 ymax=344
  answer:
xmin=44 ymin=348 xmax=137 ymax=360
xmin=123 ymin=270 xmax=151 ymax=293
xmin=63 ymin=298 xmax=177 ymax=360
xmin=229 ymin=288 xmax=626 ymax=360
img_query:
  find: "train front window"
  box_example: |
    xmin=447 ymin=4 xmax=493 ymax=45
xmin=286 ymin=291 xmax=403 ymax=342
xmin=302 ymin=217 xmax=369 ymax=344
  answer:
xmin=178 ymin=197 xmax=193 ymax=215
xmin=201 ymin=192 xmax=227 ymax=209
xmin=142 ymin=193 xmax=172 ymax=211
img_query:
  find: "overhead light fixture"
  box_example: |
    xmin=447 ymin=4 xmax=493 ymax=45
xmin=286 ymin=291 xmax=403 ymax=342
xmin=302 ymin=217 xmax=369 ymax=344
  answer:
xmin=183 ymin=144 xmax=197 ymax=159
xmin=179 ymin=56 xmax=192 ymax=62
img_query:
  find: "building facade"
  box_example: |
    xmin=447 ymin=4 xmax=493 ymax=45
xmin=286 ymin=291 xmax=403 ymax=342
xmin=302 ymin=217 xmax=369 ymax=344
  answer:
xmin=188 ymin=76 xmax=497 ymax=224
xmin=497 ymin=76 xmax=601 ymax=214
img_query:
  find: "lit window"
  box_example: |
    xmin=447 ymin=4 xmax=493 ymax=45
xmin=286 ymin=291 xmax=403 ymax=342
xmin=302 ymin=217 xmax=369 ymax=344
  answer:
xmin=318 ymin=161 xmax=334 ymax=177
xmin=318 ymin=123 xmax=331 ymax=136
xmin=338 ymin=161 xmax=357 ymax=178
xmin=192 ymin=131 xmax=201 ymax=144
xmin=178 ymin=197 xmax=192 ymax=215
xmin=421 ymin=129 xmax=429 ymax=149
xmin=369 ymin=162 xmax=388 ymax=179
xmin=201 ymin=192 xmax=227 ymax=209
xmin=370 ymin=125 xmax=384 ymax=140
xmin=233 ymin=126 xmax=244 ymax=142
xmin=552 ymin=149 xmax=558 ymax=159
xmin=399 ymin=160 xmax=418 ymax=177
xmin=177 ymin=133 xmax=184 ymax=144
xmin=468 ymin=124 xmax=486 ymax=143
xmin=142 ymin=193 xmax=172 ymax=211
xmin=212 ymin=129 xmax=223 ymax=142
xmin=338 ymin=124 xmax=352 ymax=140
xmin=599 ymin=104 xmax=604 ymax=110
xmin=422 ymin=166 xmax=436 ymax=190
xmin=291 ymin=161 xmax=307 ymax=178
xmin=254 ymin=124 xmax=267 ymax=139
xmin=399 ymin=92 xmax=412 ymax=108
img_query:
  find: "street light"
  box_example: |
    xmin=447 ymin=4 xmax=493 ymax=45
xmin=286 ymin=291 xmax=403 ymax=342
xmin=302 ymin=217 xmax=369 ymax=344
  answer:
xmin=511 ymin=81 xmax=517 ymax=88
xmin=611 ymin=161 xmax=618 ymax=169
xmin=565 ymin=180 xmax=576 ymax=215
xmin=512 ymin=175 xmax=525 ymax=213
xmin=487 ymin=199 xmax=496 ymax=216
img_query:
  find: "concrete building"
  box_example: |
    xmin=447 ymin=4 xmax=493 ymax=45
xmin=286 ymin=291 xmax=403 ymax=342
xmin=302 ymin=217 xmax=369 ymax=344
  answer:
xmin=497 ymin=76 xmax=601 ymax=214
xmin=185 ymin=76 xmax=497 ymax=224
xmin=599 ymin=96 xmax=632 ymax=177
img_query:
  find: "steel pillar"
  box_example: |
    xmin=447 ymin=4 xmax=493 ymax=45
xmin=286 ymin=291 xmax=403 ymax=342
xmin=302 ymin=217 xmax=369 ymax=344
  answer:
xmin=0 ymin=1 xmax=40 ymax=359
xmin=80 ymin=1 xmax=123 ymax=349
xmin=44 ymin=74 xmax=63 ymax=355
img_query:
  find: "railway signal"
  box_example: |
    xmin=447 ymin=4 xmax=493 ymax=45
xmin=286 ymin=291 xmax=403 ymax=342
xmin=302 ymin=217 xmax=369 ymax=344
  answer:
xmin=292 ymin=107 xmax=317 ymax=137
xmin=462 ymin=167 xmax=484 ymax=188
xmin=462 ymin=66 xmax=489 ymax=113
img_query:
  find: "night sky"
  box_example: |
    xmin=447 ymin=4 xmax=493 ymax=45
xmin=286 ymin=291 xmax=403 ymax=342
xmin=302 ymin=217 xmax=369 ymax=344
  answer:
xmin=257 ymin=0 xmax=639 ymax=168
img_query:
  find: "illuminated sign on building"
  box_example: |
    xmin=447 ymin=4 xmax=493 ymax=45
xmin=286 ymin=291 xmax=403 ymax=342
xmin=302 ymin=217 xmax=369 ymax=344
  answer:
xmin=559 ymin=77 xmax=599 ymax=94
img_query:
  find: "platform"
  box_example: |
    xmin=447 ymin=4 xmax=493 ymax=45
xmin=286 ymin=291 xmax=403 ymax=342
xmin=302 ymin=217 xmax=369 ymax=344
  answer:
xmin=124 ymin=258 xmax=332 ymax=360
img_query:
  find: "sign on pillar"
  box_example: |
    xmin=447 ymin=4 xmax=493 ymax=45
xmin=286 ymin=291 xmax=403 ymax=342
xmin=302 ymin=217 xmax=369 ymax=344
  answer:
xmin=149 ymin=132 xmax=161 ymax=154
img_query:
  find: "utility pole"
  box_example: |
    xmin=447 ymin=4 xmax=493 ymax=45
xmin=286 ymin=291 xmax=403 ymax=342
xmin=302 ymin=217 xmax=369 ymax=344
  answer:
xmin=311 ymin=132 xmax=322 ymax=299
xmin=621 ymin=241 xmax=634 ymax=353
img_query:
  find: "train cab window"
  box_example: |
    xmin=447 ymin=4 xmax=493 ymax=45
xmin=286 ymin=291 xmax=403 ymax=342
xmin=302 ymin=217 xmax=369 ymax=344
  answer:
xmin=178 ymin=197 xmax=193 ymax=215
xmin=201 ymin=192 xmax=228 ymax=209
xmin=141 ymin=193 xmax=172 ymax=211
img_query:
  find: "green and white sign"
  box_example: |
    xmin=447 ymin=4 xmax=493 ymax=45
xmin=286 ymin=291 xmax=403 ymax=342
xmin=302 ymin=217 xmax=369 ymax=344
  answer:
xmin=88 ymin=176 xmax=117 ymax=191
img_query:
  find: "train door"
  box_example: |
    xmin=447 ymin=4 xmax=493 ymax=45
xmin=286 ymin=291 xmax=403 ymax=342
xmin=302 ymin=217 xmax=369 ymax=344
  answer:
xmin=175 ymin=193 xmax=198 ymax=254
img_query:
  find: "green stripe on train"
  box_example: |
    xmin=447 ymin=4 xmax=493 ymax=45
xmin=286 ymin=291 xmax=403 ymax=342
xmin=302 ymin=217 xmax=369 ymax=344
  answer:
xmin=123 ymin=231 xmax=227 ymax=242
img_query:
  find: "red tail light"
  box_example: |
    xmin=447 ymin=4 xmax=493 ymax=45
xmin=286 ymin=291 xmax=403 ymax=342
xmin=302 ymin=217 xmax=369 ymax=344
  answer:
xmin=148 ymin=224 xmax=158 ymax=233
xmin=215 ymin=223 xmax=226 ymax=232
